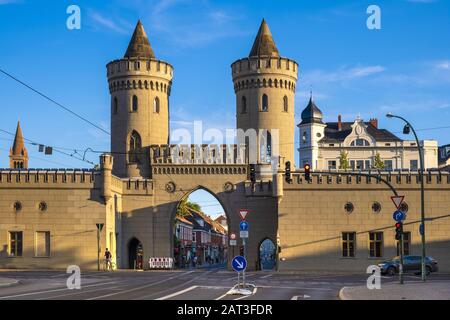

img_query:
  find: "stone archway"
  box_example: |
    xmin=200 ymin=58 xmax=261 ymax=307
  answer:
xmin=258 ymin=237 xmax=277 ymax=271
xmin=170 ymin=186 xmax=232 ymax=269
xmin=128 ymin=237 xmax=143 ymax=269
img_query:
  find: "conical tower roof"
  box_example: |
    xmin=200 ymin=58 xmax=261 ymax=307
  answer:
xmin=11 ymin=121 xmax=27 ymax=156
xmin=300 ymin=94 xmax=324 ymax=125
xmin=124 ymin=20 xmax=155 ymax=59
xmin=249 ymin=19 xmax=280 ymax=58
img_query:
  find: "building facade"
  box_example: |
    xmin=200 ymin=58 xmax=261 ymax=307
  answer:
xmin=1 ymin=20 xmax=449 ymax=273
xmin=298 ymin=97 xmax=439 ymax=171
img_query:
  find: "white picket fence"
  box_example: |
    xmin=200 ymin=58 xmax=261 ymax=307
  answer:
xmin=149 ymin=257 xmax=174 ymax=269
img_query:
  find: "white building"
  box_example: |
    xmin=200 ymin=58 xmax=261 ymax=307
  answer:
xmin=298 ymin=96 xmax=438 ymax=171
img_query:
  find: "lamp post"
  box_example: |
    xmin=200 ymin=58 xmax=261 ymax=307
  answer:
xmin=386 ymin=113 xmax=426 ymax=281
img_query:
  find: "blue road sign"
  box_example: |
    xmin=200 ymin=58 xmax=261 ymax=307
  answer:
xmin=419 ymin=224 xmax=424 ymax=236
xmin=232 ymin=255 xmax=247 ymax=272
xmin=240 ymin=221 xmax=249 ymax=231
xmin=393 ymin=210 xmax=405 ymax=222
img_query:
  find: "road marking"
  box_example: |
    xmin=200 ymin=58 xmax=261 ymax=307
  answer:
xmin=0 ymin=281 xmax=117 ymax=300
xmin=260 ymin=274 xmax=273 ymax=279
xmin=155 ymin=285 xmax=198 ymax=300
xmin=291 ymin=294 xmax=311 ymax=300
xmin=257 ymin=285 xmax=333 ymax=291
xmin=36 ymin=286 xmax=124 ymax=300
xmin=234 ymin=286 xmax=257 ymax=300
xmin=87 ymin=271 xmax=194 ymax=300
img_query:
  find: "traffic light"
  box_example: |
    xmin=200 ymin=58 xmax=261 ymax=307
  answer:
xmin=304 ymin=163 xmax=311 ymax=182
xmin=395 ymin=222 xmax=403 ymax=240
xmin=285 ymin=161 xmax=292 ymax=183
xmin=249 ymin=164 xmax=256 ymax=183
xmin=239 ymin=245 xmax=245 ymax=256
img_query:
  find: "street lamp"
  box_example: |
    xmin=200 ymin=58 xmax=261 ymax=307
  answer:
xmin=386 ymin=113 xmax=426 ymax=281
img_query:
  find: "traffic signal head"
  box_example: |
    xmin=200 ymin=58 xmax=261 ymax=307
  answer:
xmin=395 ymin=222 xmax=403 ymax=240
xmin=249 ymin=164 xmax=256 ymax=183
xmin=285 ymin=161 xmax=292 ymax=183
xmin=304 ymin=163 xmax=311 ymax=182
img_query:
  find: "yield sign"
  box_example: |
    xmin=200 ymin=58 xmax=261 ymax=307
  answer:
xmin=239 ymin=209 xmax=249 ymax=221
xmin=391 ymin=196 xmax=405 ymax=209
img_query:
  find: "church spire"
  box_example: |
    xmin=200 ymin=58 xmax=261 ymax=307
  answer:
xmin=249 ymin=19 xmax=280 ymax=58
xmin=124 ymin=20 xmax=155 ymax=59
xmin=9 ymin=121 xmax=28 ymax=169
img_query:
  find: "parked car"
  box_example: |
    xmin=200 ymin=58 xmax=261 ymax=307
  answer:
xmin=378 ymin=255 xmax=438 ymax=276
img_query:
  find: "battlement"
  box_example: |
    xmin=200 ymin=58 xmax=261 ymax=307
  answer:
xmin=149 ymin=144 xmax=248 ymax=165
xmin=110 ymin=175 xmax=154 ymax=195
xmin=0 ymin=169 xmax=97 ymax=187
xmin=231 ymin=56 xmax=298 ymax=92
xmin=152 ymin=164 xmax=248 ymax=176
xmin=282 ymin=170 xmax=450 ymax=189
xmin=106 ymin=58 xmax=173 ymax=94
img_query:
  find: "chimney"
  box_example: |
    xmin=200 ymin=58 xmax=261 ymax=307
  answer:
xmin=338 ymin=115 xmax=342 ymax=131
xmin=369 ymin=118 xmax=378 ymax=128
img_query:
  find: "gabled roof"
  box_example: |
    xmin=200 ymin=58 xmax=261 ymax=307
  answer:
xmin=320 ymin=122 xmax=402 ymax=143
xmin=249 ymin=19 xmax=280 ymax=58
xmin=124 ymin=20 xmax=155 ymax=59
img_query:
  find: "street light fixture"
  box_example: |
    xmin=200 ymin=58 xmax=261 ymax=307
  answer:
xmin=386 ymin=113 xmax=427 ymax=281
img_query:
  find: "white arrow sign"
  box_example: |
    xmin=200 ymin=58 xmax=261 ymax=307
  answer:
xmin=291 ymin=295 xmax=311 ymax=300
xmin=391 ymin=196 xmax=405 ymax=209
xmin=235 ymin=260 xmax=244 ymax=269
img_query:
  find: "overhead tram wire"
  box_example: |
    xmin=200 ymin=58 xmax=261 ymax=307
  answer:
xmin=0 ymin=128 xmax=95 ymax=166
xmin=0 ymin=68 xmax=110 ymax=136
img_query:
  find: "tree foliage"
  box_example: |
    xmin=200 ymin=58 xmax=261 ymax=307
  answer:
xmin=339 ymin=151 xmax=350 ymax=170
xmin=372 ymin=152 xmax=385 ymax=169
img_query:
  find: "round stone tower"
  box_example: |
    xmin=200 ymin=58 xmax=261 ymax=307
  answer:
xmin=106 ymin=20 xmax=173 ymax=178
xmin=231 ymin=19 xmax=298 ymax=169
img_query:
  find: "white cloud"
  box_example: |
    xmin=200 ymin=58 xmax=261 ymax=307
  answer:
xmin=88 ymin=11 xmax=130 ymax=34
xmin=436 ymin=60 xmax=450 ymax=70
xmin=302 ymin=65 xmax=386 ymax=83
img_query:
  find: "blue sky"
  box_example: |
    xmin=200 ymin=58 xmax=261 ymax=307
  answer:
xmin=0 ymin=1 xmax=449 ymax=177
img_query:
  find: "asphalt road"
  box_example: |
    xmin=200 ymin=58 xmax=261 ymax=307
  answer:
xmin=0 ymin=268 xmax=449 ymax=300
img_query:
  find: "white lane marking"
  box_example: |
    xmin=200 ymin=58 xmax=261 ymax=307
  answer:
xmin=260 ymin=274 xmax=273 ymax=279
xmin=36 ymin=286 xmax=124 ymax=300
xmin=155 ymin=285 xmax=198 ymax=300
xmin=234 ymin=286 xmax=257 ymax=300
xmin=87 ymin=271 xmax=194 ymax=300
xmin=257 ymin=285 xmax=332 ymax=291
xmin=291 ymin=294 xmax=311 ymax=300
xmin=0 ymin=281 xmax=117 ymax=300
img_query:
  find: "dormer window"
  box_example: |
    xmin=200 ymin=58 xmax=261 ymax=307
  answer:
xmin=350 ymin=139 xmax=370 ymax=146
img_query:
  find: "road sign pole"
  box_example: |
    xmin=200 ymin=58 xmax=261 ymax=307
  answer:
xmin=399 ymin=232 xmax=404 ymax=285
xmin=243 ymin=238 xmax=246 ymax=288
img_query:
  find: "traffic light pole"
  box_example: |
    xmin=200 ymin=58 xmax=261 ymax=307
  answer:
xmin=399 ymin=231 xmax=404 ymax=284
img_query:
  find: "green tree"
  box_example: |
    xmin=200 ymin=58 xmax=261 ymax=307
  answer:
xmin=339 ymin=151 xmax=350 ymax=170
xmin=372 ymin=152 xmax=385 ymax=169
xmin=176 ymin=198 xmax=201 ymax=218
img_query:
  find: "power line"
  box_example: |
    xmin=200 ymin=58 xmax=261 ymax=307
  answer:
xmin=0 ymin=68 xmax=110 ymax=136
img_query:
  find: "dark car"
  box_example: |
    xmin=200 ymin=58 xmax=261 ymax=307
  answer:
xmin=378 ymin=255 xmax=438 ymax=276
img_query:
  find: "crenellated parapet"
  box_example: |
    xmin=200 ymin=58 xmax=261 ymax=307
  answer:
xmin=106 ymin=58 xmax=173 ymax=95
xmin=282 ymin=170 xmax=450 ymax=189
xmin=0 ymin=169 xmax=97 ymax=187
xmin=231 ymin=57 xmax=298 ymax=93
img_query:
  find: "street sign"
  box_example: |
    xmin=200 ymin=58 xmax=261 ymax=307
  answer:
xmin=230 ymin=233 xmax=237 ymax=240
xmin=391 ymin=196 xmax=405 ymax=209
xmin=393 ymin=210 xmax=405 ymax=222
xmin=419 ymin=224 xmax=424 ymax=236
xmin=230 ymin=239 xmax=237 ymax=246
xmin=240 ymin=221 xmax=249 ymax=231
xmin=240 ymin=230 xmax=249 ymax=238
xmin=239 ymin=209 xmax=249 ymax=221
xmin=232 ymin=255 xmax=247 ymax=272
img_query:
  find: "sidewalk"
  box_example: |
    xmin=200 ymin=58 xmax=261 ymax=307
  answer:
xmin=0 ymin=277 xmax=19 ymax=287
xmin=340 ymin=281 xmax=450 ymax=300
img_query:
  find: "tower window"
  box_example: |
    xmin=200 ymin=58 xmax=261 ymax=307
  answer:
xmin=154 ymin=97 xmax=160 ymax=113
xmin=129 ymin=130 xmax=142 ymax=163
xmin=283 ymin=95 xmax=288 ymax=112
xmin=261 ymin=94 xmax=268 ymax=112
xmin=132 ymin=95 xmax=138 ymax=112
xmin=134 ymin=61 xmax=140 ymax=70
xmin=113 ymin=97 xmax=118 ymax=114
xmin=350 ymin=139 xmax=370 ymax=146
xmin=241 ymin=96 xmax=247 ymax=114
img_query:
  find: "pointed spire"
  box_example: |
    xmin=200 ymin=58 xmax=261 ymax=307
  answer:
xmin=124 ymin=20 xmax=155 ymax=59
xmin=9 ymin=121 xmax=28 ymax=169
xmin=11 ymin=121 xmax=26 ymax=156
xmin=249 ymin=19 xmax=280 ymax=58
